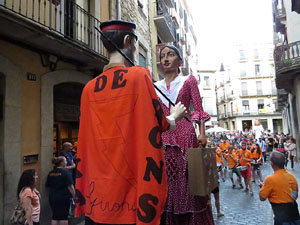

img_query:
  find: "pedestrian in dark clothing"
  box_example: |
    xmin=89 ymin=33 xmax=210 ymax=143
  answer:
xmin=46 ymin=156 xmax=75 ymax=225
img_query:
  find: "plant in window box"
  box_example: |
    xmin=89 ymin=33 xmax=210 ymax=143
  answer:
xmin=51 ymin=0 xmax=61 ymax=6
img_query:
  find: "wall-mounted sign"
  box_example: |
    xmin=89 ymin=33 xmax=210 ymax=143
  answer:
xmin=24 ymin=154 xmax=39 ymax=164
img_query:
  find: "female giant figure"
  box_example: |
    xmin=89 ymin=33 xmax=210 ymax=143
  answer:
xmin=155 ymin=45 xmax=214 ymax=225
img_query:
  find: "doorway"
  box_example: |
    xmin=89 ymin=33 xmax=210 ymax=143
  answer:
xmin=260 ymin=119 xmax=268 ymax=131
xmin=53 ymin=82 xmax=84 ymax=155
xmin=232 ymin=121 xmax=236 ymax=131
xmin=242 ymin=120 xmax=252 ymax=132
xmin=273 ymin=119 xmax=283 ymax=133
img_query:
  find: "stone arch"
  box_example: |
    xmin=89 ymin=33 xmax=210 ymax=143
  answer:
xmin=40 ymin=70 xmax=91 ymax=196
xmin=0 ymin=55 xmax=22 ymax=225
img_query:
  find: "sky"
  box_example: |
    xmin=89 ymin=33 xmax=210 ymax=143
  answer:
xmin=189 ymin=0 xmax=274 ymax=70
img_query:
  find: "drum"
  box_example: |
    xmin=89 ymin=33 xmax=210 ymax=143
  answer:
xmin=237 ymin=165 xmax=248 ymax=171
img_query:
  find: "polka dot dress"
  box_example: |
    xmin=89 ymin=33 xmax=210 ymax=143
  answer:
xmin=159 ymin=75 xmax=214 ymax=225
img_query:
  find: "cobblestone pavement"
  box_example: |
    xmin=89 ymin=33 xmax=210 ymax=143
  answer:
xmin=71 ymin=162 xmax=300 ymax=225
xmin=212 ymin=161 xmax=300 ymax=225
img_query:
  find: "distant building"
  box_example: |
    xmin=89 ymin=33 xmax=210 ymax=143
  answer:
xmin=196 ymin=70 xmax=218 ymax=127
xmin=215 ymin=43 xmax=282 ymax=132
xmin=273 ymin=0 xmax=300 ymax=158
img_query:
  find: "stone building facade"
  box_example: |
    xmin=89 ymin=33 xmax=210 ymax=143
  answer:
xmin=215 ymin=43 xmax=282 ymax=132
xmin=273 ymin=0 xmax=300 ymax=159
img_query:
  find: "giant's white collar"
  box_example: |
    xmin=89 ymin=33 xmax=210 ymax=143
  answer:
xmin=155 ymin=75 xmax=189 ymax=108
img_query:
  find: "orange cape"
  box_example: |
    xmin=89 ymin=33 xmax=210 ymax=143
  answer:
xmin=75 ymin=65 xmax=169 ymax=225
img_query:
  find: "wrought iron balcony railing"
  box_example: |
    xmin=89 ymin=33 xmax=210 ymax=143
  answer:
xmin=219 ymin=111 xmax=280 ymax=119
xmin=155 ymin=0 xmax=176 ymax=42
xmin=274 ymin=41 xmax=300 ymax=72
xmin=0 ymin=0 xmax=107 ymax=58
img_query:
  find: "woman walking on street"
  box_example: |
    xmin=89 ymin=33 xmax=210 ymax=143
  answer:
xmin=155 ymin=45 xmax=214 ymax=225
xmin=285 ymin=137 xmax=297 ymax=170
xmin=46 ymin=156 xmax=75 ymax=225
xmin=17 ymin=169 xmax=41 ymax=225
xmin=251 ymin=143 xmax=263 ymax=183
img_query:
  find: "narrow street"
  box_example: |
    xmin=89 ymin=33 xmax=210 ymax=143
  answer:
xmin=212 ymin=162 xmax=300 ymax=225
xmin=68 ymin=162 xmax=300 ymax=225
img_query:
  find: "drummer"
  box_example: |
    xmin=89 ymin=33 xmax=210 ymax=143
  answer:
xmin=251 ymin=143 xmax=263 ymax=183
xmin=237 ymin=142 xmax=254 ymax=196
xmin=224 ymin=147 xmax=243 ymax=189
xmin=216 ymin=144 xmax=225 ymax=182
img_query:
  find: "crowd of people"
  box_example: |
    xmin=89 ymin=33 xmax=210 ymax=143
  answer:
xmin=210 ymin=129 xmax=297 ymax=190
xmin=207 ymin=129 xmax=299 ymax=223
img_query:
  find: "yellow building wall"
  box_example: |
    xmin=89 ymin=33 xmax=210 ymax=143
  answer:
xmin=0 ymin=39 xmax=77 ymax=188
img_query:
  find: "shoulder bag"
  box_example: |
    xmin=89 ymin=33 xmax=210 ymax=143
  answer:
xmin=9 ymin=200 xmax=26 ymax=225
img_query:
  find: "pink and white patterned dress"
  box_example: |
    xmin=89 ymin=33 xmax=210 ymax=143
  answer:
xmin=155 ymin=75 xmax=214 ymax=225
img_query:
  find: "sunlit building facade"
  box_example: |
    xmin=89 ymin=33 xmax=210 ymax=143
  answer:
xmin=216 ymin=43 xmax=282 ymax=132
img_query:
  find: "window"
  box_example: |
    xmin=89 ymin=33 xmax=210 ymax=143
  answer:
xmin=254 ymin=49 xmax=259 ymax=59
xmin=204 ymin=76 xmax=210 ymax=88
xmin=139 ymin=45 xmax=147 ymax=68
xmin=242 ymin=100 xmax=250 ymax=111
xmin=239 ymin=49 xmax=246 ymax=60
xmin=271 ymin=80 xmax=277 ymax=95
xmin=256 ymin=81 xmax=263 ymax=95
xmin=241 ymin=82 xmax=248 ymax=96
xmin=255 ymin=64 xmax=260 ymax=76
xmin=138 ymin=0 xmax=148 ymax=16
xmin=257 ymin=99 xmax=264 ymax=110
xmin=269 ymin=48 xmax=274 ymax=58
xmin=240 ymin=65 xmax=247 ymax=77
xmin=270 ymin=64 xmax=275 ymax=76
xmin=273 ymin=99 xmax=278 ymax=111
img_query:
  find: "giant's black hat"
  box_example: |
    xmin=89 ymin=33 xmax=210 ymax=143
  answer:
xmin=100 ymin=20 xmax=137 ymax=40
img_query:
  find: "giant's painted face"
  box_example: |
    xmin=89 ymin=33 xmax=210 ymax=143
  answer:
xmin=160 ymin=47 xmax=182 ymax=73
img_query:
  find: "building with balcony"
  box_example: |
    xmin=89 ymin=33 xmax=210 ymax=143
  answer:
xmin=272 ymin=0 xmax=300 ymax=158
xmin=149 ymin=0 xmax=197 ymax=80
xmin=215 ymin=43 xmax=282 ymax=132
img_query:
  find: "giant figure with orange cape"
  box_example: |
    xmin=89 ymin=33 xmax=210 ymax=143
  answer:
xmin=75 ymin=20 xmax=187 ymax=225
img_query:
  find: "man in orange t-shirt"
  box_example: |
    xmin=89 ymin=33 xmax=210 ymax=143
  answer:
xmin=237 ymin=142 xmax=253 ymax=196
xmin=220 ymin=139 xmax=231 ymax=175
xmin=259 ymin=152 xmax=299 ymax=225
xmin=75 ymin=20 xmax=187 ymax=225
xmin=219 ymin=139 xmax=231 ymax=153
xmin=251 ymin=143 xmax=263 ymax=183
xmin=224 ymin=147 xmax=242 ymax=189
xmin=215 ymin=145 xmax=225 ymax=182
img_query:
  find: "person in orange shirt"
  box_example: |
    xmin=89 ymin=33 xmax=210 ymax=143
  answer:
xmin=251 ymin=143 xmax=263 ymax=183
xmin=220 ymin=139 xmax=231 ymax=177
xmin=237 ymin=142 xmax=253 ymax=196
xmin=259 ymin=152 xmax=299 ymax=225
xmin=219 ymin=139 xmax=231 ymax=152
xmin=216 ymin=144 xmax=225 ymax=182
xmin=232 ymin=144 xmax=240 ymax=154
xmin=224 ymin=147 xmax=243 ymax=189
xmin=75 ymin=20 xmax=187 ymax=225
